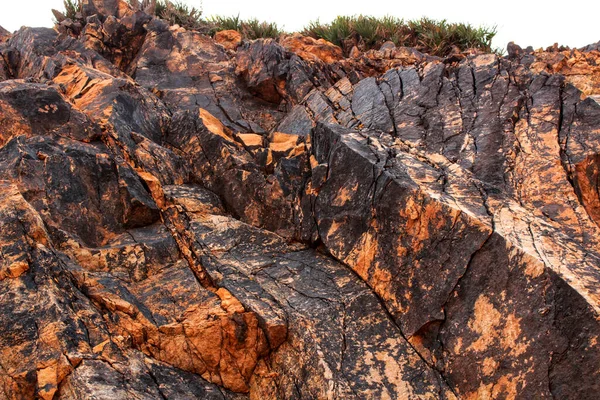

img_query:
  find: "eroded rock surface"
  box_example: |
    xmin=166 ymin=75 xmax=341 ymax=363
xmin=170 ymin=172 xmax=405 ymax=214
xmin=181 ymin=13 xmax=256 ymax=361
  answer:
xmin=1 ymin=1 xmax=600 ymax=398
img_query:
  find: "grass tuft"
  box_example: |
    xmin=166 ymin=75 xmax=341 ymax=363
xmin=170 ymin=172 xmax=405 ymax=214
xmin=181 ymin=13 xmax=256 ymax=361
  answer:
xmin=241 ymin=18 xmax=282 ymax=39
xmin=209 ymin=15 xmax=282 ymax=39
xmin=52 ymin=0 xmax=81 ymax=23
xmin=154 ymin=0 xmax=203 ymax=29
xmin=302 ymin=15 xmax=497 ymax=57
xmin=209 ymin=15 xmax=242 ymax=32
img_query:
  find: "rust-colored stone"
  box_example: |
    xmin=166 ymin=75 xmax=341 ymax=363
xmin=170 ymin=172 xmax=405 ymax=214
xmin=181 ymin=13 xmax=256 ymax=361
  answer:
xmin=280 ymin=33 xmax=343 ymax=63
xmin=215 ymin=29 xmax=243 ymax=51
xmin=1 ymin=2 xmax=600 ymax=399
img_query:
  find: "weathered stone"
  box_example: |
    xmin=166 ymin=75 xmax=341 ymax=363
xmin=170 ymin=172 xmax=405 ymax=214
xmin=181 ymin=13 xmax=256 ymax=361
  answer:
xmin=4 ymin=25 xmax=124 ymax=80
xmin=236 ymin=39 xmax=289 ymax=104
xmin=81 ymin=0 xmax=133 ymax=19
xmin=275 ymin=104 xmax=313 ymax=135
xmin=6 ymin=27 xmax=59 ymax=79
xmin=0 ymin=25 xmax=11 ymax=43
xmin=0 ymin=81 xmax=101 ymax=146
xmin=1 ymin=4 xmax=600 ymax=399
xmin=351 ymin=76 xmax=394 ymax=132
xmin=236 ymin=133 xmax=264 ymax=151
xmin=280 ymin=33 xmax=343 ymax=63
xmin=80 ymin=10 xmax=151 ymax=71
xmin=380 ymin=40 xmax=396 ymax=51
xmin=0 ymin=57 xmax=8 ymax=81
xmin=166 ymin=108 xmax=307 ymax=238
xmin=165 ymin=184 xmax=455 ymax=399
xmin=53 ymin=62 xmax=169 ymax=146
xmin=215 ymin=30 xmax=243 ymax=51
xmin=0 ymin=136 xmax=160 ymax=247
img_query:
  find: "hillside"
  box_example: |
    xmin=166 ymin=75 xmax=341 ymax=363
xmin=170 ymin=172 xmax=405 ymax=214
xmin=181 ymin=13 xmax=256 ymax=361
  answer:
xmin=0 ymin=0 xmax=600 ymax=399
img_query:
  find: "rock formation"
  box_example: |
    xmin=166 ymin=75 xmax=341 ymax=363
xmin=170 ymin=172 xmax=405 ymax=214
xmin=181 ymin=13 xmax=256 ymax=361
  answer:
xmin=0 ymin=1 xmax=599 ymax=398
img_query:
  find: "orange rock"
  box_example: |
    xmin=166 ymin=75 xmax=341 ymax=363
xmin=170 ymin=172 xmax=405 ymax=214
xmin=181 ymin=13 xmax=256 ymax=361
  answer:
xmin=199 ymin=108 xmax=235 ymax=142
xmin=532 ymin=48 xmax=600 ymax=95
xmin=216 ymin=287 xmax=246 ymax=314
xmin=136 ymin=170 xmax=166 ymax=208
xmin=281 ymin=33 xmax=343 ymax=63
xmin=237 ymin=133 xmax=264 ymax=151
xmin=215 ymin=29 xmax=242 ymax=51
xmin=268 ymin=131 xmax=300 ymax=154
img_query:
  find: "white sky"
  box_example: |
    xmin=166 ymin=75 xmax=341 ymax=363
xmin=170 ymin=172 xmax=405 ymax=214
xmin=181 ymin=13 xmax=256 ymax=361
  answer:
xmin=0 ymin=0 xmax=597 ymax=51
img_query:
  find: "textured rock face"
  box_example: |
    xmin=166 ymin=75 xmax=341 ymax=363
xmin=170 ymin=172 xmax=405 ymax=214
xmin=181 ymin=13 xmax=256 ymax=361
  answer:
xmin=1 ymin=1 xmax=600 ymax=398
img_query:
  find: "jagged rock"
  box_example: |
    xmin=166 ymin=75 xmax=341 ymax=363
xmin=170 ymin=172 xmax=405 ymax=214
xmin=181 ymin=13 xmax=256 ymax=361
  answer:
xmin=582 ymin=40 xmax=600 ymax=52
xmin=80 ymin=9 xmax=151 ymax=70
xmin=165 ymin=107 xmax=308 ymax=237
xmin=5 ymin=27 xmax=60 ymax=79
xmin=1 ymin=2 xmax=600 ymax=399
xmin=81 ymin=0 xmax=133 ymax=20
xmin=130 ymin=19 xmax=285 ymax=135
xmin=236 ymin=39 xmax=289 ymax=104
xmin=165 ymin=184 xmax=456 ymax=399
xmin=529 ymin=47 xmax=600 ymax=96
xmin=506 ymin=41 xmax=523 ymax=58
xmin=3 ymin=26 xmax=124 ymax=80
xmin=350 ymin=76 xmax=394 ymax=132
xmin=0 ymin=81 xmax=101 ymax=145
xmin=58 ymin=353 xmax=247 ymax=400
xmin=280 ymin=33 xmax=343 ymax=63
xmin=0 ymin=59 xmax=7 ymax=81
xmin=52 ymin=62 xmax=170 ymax=146
xmin=0 ymin=25 xmax=11 ymax=42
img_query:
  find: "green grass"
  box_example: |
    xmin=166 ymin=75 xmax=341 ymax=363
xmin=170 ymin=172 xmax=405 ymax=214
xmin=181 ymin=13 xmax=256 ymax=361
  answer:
xmin=241 ymin=18 xmax=282 ymax=39
xmin=63 ymin=0 xmax=80 ymax=19
xmin=52 ymin=0 xmax=81 ymax=22
xmin=209 ymin=15 xmax=242 ymax=32
xmin=153 ymin=0 xmax=203 ymax=29
xmin=302 ymin=15 xmax=497 ymax=57
xmin=303 ymin=16 xmax=352 ymax=45
xmin=208 ymin=15 xmax=282 ymax=39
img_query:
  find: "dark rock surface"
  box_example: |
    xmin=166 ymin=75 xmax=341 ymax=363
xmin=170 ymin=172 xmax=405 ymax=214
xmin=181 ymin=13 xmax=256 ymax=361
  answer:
xmin=1 ymin=1 xmax=600 ymax=398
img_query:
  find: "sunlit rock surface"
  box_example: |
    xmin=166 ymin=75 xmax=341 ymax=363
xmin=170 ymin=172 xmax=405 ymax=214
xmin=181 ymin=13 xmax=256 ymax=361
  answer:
xmin=1 ymin=1 xmax=599 ymax=398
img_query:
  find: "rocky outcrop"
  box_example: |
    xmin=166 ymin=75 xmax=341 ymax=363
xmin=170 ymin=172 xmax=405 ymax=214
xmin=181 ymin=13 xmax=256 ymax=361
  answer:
xmin=1 ymin=1 xmax=600 ymax=398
